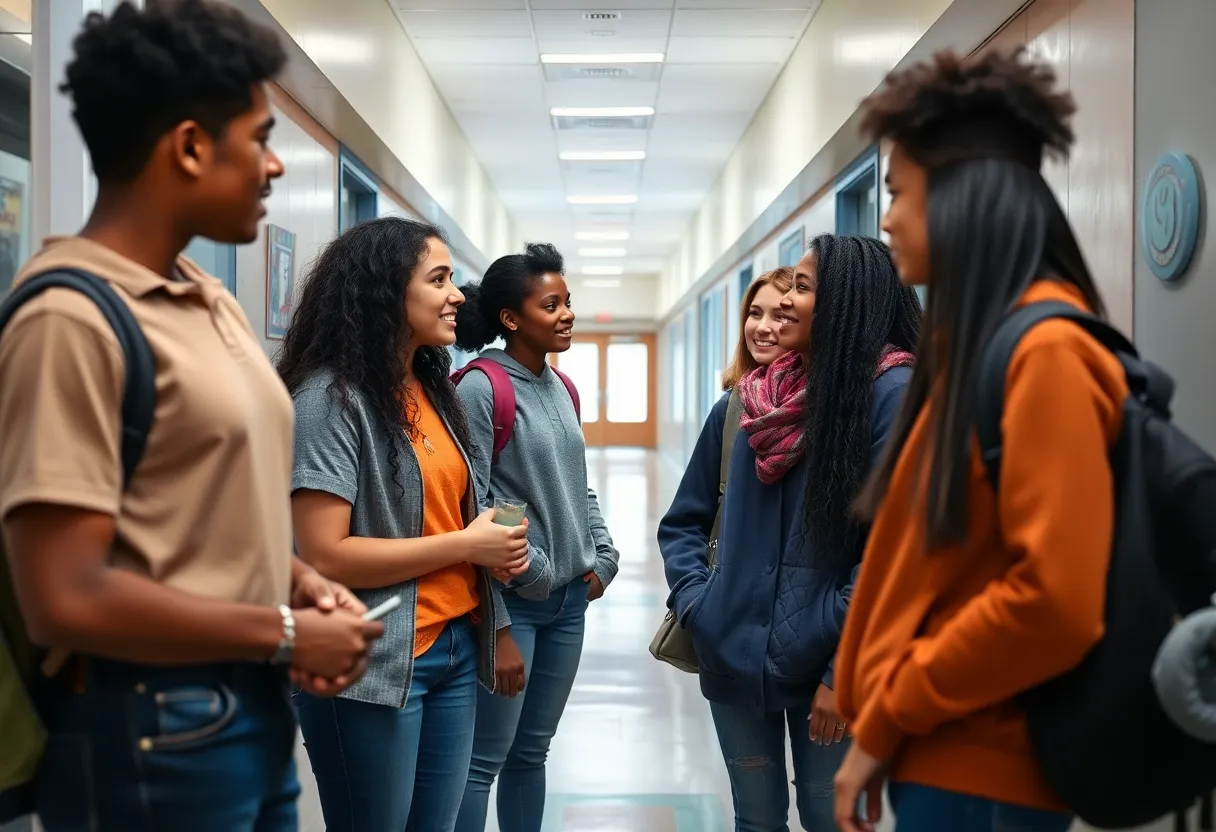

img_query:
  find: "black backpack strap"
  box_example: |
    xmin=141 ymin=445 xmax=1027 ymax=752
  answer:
xmin=976 ymin=300 xmax=1136 ymax=492
xmin=0 ymin=268 xmax=156 ymax=484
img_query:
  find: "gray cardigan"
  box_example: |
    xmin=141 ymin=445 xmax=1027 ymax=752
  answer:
xmin=291 ymin=370 xmax=504 ymax=708
xmin=454 ymin=349 xmax=618 ymax=623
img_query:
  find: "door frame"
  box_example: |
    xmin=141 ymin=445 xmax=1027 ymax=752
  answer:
xmin=552 ymin=332 xmax=657 ymax=448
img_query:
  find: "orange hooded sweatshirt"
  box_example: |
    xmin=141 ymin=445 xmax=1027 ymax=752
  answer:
xmin=835 ymin=281 xmax=1129 ymax=811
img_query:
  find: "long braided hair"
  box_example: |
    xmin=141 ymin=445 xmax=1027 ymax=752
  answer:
xmin=799 ymin=234 xmax=922 ymax=566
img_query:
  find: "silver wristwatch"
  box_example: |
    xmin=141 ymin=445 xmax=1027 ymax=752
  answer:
xmin=270 ymin=604 xmax=295 ymax=665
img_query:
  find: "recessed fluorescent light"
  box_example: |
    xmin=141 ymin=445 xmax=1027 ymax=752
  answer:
xmin=584 ymin=279 xmax=622 ymax=289
xmin=568 ymin=195 xmax=638 ymax=205
xmin=575 ymin=231 xmax=630 ymax=241
xmin=541 ymin=53 xmax=664 ymax=64
xmin=582 ymin=265 xmax=625 ymax=276
xmin=551 ymin=106 xmax=654 ymax=118
xmin=560 ymin=151 xmax=647 ymax=162
xmin=579 ymin=248 xmax=627 ymax=258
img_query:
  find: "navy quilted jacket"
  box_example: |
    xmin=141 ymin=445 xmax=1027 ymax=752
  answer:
xmin=659 ymin=366 xmax=910 ymax=715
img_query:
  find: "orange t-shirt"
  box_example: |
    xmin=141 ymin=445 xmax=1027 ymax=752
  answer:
xmin=408 ymin=383 xmax=479 ymax=658
xmin=834 ymin=281 xmax=1129 ymax=811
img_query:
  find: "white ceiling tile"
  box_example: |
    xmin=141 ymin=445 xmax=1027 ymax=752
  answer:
xmin=656 ymin=64 xmax=778 ymax=113
xmin=412 ymin=37 xmax=538 ymax=64
xmin=676 ymin=0 xmax=817 ymax=8
xmin=529 ymin=0 xmax=674 ymax=8
xmin=531 ymin=9 xmax=672 ymax=39
xmin=665 ymin=36 xmax=795 ymax=63
xmin=399 ymin=10 xmax=532 ymax=38
xmin=533 ymin=37 xmax=669 ymax=55
xmin=672 ymin=9 xmax=808 ymax=38
xmin=396 ymin=0 xmax=526 ymax=9
xmin=545 ymin=80 xmax=660 ymax=109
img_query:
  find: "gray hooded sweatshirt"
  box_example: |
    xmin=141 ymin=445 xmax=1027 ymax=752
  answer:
xmin=455 ymin=349 xmax=618 ymax=621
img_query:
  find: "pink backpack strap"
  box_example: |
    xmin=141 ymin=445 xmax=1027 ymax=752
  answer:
xmin=550 ymin=367 xmax=581 ymax=421
xmin=451 ymin=358 xmax=516 ymax=462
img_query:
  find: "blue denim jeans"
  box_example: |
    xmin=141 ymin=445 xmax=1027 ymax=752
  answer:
xmin=35 ymin=659 xmax=299 ymax=832
xmin=888 ymin=782 xmax=1072 ymax=832
xmin=454 ymin=580 xmax=589 ymax=832
xmin=709 ymin=699 xmax=848 ymax=832
xmin=296 ymin=616 xmax=478 ymax=832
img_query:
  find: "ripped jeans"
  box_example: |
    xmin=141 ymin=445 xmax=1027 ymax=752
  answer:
xmin=709 ymin=700 xmax=849 ymax=832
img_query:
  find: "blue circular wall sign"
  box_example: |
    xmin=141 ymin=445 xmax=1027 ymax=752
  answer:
xmin=1141 ymin=152 xmax=1203 ymax=282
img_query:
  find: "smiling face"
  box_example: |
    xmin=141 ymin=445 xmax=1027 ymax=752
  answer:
xmin=403 ymin=237 xmax=464 ymax=349
xmin=779 ymin=251 xmax=817 ymax=354
xmin=882 ymin=142 xmax=931 ymax=286
xmin=743 ymin=283 xmax=791 ymax=366
xmin=502 ymin=271 xmax=575 ymax=354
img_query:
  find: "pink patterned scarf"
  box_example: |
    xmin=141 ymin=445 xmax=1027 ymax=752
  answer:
xmin=738 ymin=345 xmax=915 ymax=485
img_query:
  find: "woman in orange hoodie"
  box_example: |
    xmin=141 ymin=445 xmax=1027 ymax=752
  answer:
xmin=830 ymin=48 xmax=1129 ymax=832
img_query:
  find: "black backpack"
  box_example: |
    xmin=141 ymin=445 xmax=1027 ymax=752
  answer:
xmin=0 ymin=268 xmax=155 ymax=823
xmin=976 ymin=300 xmax=1216 ymax=830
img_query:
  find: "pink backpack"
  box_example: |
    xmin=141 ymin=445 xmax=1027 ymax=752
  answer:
xmin=451 ymin=357 xmax=581 ymax=463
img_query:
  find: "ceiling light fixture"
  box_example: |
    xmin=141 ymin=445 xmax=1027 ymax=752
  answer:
xmin=575 ymin=231 xmax=630 ymax=241
xmin=582 ymin=266 xmax=625 ymax=276
xmin=560 ymin=151 xmax=646 ymax=162
xmin=551 ymin=106 xmax=654 ymax=118
xmin=578 ymin=248 xmax=627 ymax=257
xmin=541 ymin=53 xmax=664 ymax=64
xmin=584 ymin=279 xmax=623 ymax=289
xmin=568 ymin=195 xmax=638 ymax=205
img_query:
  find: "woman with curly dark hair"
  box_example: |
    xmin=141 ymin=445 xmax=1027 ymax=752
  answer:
xmin=278 ymin=217 xmax=531 ymax=831
xmin=661 ymin=233 xmax=920 ymax=831
xmin=832 ymin=48 xmax=1120 ymax=832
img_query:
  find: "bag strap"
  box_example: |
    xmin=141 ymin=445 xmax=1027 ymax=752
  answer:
xmin=550 ymin=366 xmax=581 ymax=421
xmin=452 ymin=357 xmax=516 ymax=463
xmin=975 ymin=300 xmax=1135 ymax=492
xmin=0 ymin=268 xmax=156 ymax=485
xmin=707 ymin=389 xmax=744 ymax=567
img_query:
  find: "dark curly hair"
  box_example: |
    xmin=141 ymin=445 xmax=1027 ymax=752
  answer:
xmin=60 ymin=0 xmax=286 ymax=182
xmin=855 ymin=47 xmax=1105 ymax=547
xmin=455 ymin=242 xmax=565 ymax=352
xmin=276 ymin=217 xmax=476 ymax=494
xmin=800 ymin=235 xmax=922 ymax=566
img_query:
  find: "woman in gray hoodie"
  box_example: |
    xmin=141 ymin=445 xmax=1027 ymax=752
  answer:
xmin=452 ymin=243 xmax=620 ymax=832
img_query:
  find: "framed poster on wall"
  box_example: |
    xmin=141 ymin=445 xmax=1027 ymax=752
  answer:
xmin=778 ymin=228 xmax=804 ymax=267
xmin=265 ymin=224 xmax=296 ymax=340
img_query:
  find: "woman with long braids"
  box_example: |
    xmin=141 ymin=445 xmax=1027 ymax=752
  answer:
xmin=661 ymin=233 xmax=921 ymax=831
xmin=277 ymin=217 xmax=529 ymax=831
xmin=832 ymin=49 xmax=1123 ymax=832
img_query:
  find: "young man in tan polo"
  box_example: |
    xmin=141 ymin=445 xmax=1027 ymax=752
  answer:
xmin=0 ymin=2 xmax=381 ymax=829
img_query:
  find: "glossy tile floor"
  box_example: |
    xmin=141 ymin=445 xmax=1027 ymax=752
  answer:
xmin=293 ymin=448 xmax=1184 ymax=832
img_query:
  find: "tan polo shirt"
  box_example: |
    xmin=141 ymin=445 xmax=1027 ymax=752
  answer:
xmin=0 ymin=237 xmax=293 ymax=607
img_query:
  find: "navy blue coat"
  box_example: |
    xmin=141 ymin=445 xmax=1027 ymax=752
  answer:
xmin=657 ymin=367 xmax=911 ymax=714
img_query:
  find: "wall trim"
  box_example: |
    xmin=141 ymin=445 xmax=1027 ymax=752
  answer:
xmin=657 ymin=0 xmax=1030 ymax=326
xmin=225 ymin=0 xmax=492 ymax=274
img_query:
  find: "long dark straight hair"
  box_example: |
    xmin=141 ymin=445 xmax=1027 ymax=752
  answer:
xmin=856 ymin=157 xmax=1105 ymax=546
xmin=799 ymin=235 xmax=922 ymax=565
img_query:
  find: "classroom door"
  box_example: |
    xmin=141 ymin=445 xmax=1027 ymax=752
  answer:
xmin=552 ymin=333 xmax=656 ymax=448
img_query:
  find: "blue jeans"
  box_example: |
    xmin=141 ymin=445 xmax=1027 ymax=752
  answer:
xmin=709 ymin=699 xmax=848 ymax=832
xmin=296 ymin=616 xmax=479 ymax=832
xmin=888 ymin=783 xmax=1072 ymax=832
xmin=35 ymin=659 xmax=299 ymax=832
xmin=455 ymin=580 xmax=589 ymax=832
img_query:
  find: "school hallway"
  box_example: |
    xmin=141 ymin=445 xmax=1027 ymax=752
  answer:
xmin=292 ymin=449 xmax=1182 ymax=832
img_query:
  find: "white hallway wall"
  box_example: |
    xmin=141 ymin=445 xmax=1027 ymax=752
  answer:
xmin=658 ymin=0 xmax=953 ymax=313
